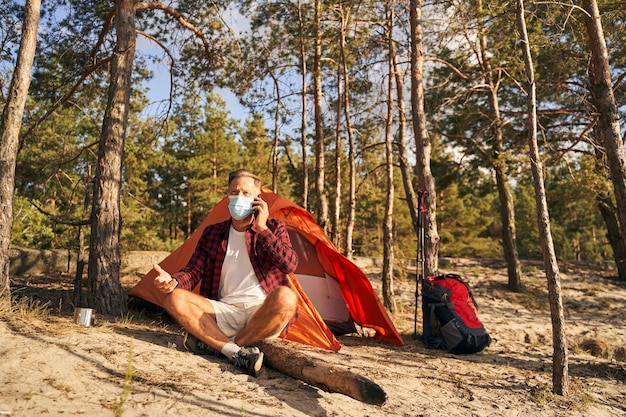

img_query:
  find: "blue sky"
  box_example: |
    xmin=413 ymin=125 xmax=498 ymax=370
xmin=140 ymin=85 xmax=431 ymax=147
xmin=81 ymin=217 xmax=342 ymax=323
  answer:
xmin=142 ymin=63 xmax=250 ymax=123
xmin=138 ymin=5 xmax=252 ymax=123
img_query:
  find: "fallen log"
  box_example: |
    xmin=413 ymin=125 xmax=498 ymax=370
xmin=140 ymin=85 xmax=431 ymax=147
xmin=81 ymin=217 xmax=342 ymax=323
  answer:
xmin=257 ymin=339 xmax=387 ymax=406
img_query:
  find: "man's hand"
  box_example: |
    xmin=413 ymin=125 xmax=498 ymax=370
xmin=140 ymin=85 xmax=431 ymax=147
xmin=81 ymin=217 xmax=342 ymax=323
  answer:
xmin=252 ymin=196 xmax=269 ymax=232
xmin=153 ymin=264 xmax=178 ymax=293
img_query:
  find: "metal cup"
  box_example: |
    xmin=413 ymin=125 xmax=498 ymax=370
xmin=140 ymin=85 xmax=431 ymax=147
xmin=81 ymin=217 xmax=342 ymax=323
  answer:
xmin=74 ymin=308 xmax=95 ymax=326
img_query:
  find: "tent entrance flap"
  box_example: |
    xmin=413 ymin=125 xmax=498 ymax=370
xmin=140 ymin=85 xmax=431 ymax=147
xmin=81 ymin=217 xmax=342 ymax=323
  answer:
xmin=296 ymin=273 xmax=357 ymax=336
xmin=288 ymin=229 xmax=357 ymax=335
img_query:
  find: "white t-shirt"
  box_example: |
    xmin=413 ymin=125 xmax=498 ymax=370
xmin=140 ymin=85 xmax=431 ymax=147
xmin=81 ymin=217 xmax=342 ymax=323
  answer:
xmin=218 ymin=226 xmax=267 ymax=304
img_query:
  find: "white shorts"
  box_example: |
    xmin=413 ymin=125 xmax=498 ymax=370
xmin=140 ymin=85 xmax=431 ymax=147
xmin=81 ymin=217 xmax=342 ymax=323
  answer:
xmin=208 ymin=300 xmax=283 ymax=339
xmin=208 ymin=300 xmax=262 ymax=338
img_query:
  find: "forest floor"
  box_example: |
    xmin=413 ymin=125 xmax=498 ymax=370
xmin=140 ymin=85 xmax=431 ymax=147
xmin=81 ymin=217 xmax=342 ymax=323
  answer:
xmin=1 ymin=258 xmax=625 ymax=416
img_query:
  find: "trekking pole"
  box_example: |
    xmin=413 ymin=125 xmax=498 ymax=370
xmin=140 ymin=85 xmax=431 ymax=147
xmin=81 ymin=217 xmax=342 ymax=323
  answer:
xmin=413 ymin=190 xmax=427 ymax=339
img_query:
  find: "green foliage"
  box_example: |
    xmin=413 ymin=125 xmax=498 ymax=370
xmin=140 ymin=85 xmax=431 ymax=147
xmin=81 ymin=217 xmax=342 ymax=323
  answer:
xmin=351 ymin=179 xmax=384 ymax=257
xmin=346 ymin=139 xmax=416 ymax=259
xmin=4 ymin=0 xmax=622 ymax=269
xmin=544 ymin=158 xmax=613 ymax=261
xmin=514 ymin=178 xmax=542 ymax=259
xmin=514 ymin=156 xmax=613 ymax=262
xmin=11 ymin=196 xmax=55 ymax=249
xmin=239 ymin=114 xmax=273 ymax=179
xmin=148 ymin=90 xmax=244 ymax=240
xmin=437 ymin=181 xmax=501 ymax=258
xmin=0 ymin=1 xmax=23 ymax=79
xmin=121 ymin=197 xmax=176 ymax=252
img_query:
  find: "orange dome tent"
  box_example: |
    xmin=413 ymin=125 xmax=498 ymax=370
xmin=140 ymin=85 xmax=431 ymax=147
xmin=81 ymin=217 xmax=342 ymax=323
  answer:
xmin=128 ymin=189 xmax=404 ymax=351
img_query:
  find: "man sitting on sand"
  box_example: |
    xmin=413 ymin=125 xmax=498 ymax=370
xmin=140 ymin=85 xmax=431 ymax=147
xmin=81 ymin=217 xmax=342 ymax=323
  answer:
xmin=152 ymin=169 xmax=299 ymax=377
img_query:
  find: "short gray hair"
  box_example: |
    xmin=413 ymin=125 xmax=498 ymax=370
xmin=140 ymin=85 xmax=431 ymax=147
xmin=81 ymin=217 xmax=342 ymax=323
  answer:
xmin=228 ymin=169 xmax=261 ymax=188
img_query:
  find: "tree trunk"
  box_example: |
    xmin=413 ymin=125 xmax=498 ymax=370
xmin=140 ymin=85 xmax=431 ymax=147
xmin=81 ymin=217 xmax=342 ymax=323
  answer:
xmin=583 ymin=0 xmax=626 ymax=275
xmin=186 ymin=184 xmax=192 ymax=237
xmin=382 ymin=1 xmax=397 ymax=313
xmin=340 ymin=6 xmax=356 ymax=259
xmin=597 ymin=196 xmax=626 ymax=280
xmin=271 ymin=73 xmax=281 ymax=193
xmin=339 ymin=6 xmax=356 ymax=260
xmin=410 ymin=0 xmax=439 ymax=278
xmin=313 ymin=0 xmax=329 ymax=233
xmin=297 ymin=0 xmax=309 ymax=210
xmin=516 ymin=0 xmax=568 ymax=396
xmin=0 ymin=0 xmax=40 ymax=301
xmin=494 ymin=164 xmax=523 ymax=292
xmin=73 ymin=226 xmax=86 ymax=307
xmin=88 ymin=0 xmax=135 ymax=316
xmin=258 ymin=339 xmax=387 ymax=406
xmin=476 ymin=0 xmax=523 ymax=292
xmin=592 ymin=124 xmax=626 ymax=280
xmin=332 ymin=65 xmax=342 ymax=247
xmin=393 ymin=34 xmax=419 ymax=240
xmin=73 ymin=179 xmax=92 ymax=307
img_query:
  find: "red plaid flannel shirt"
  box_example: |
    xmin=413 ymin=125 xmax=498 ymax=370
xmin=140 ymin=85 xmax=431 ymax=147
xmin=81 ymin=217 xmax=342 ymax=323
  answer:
xmin=172 ymin=219 xmax=299 ymax=300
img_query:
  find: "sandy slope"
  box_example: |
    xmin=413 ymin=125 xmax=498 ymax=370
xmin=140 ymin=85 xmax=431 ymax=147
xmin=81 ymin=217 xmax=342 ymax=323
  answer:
xmin=1 ymin=258 xmax=625 ymax=416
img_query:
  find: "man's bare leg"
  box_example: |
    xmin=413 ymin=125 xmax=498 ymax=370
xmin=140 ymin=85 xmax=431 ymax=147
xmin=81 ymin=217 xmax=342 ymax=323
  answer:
xmin=163 ymin=289 xmax=231 ymax=351
xmin=234 ymin=286 xmax=298 ymax=347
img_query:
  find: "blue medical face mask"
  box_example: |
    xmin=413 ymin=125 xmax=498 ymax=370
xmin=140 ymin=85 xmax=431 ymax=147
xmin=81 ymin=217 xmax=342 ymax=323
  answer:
xmin=228 ymin=195 xmax=254 ymax=220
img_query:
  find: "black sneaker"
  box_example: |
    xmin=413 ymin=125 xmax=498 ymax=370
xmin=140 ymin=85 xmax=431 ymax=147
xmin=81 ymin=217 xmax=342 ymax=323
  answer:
xmin=183 ymin=332 xmax=223 ymax=357
xmin=231 ymin=347 xmax=264 ymax=377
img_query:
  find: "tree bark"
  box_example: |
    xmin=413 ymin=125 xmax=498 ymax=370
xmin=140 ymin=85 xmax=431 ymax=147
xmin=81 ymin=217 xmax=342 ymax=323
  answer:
xmin=410 ymin=0 xmax=439 ymax=278
xmin=73 ymin=179 xmax=92 ymax=307
xmin=597 ymin=196 xmax=626 ymax=280
xmin=332 ymin=64 xmax=342 ymax=248
xmin=88 ymin=0 xmax=135 ymax=316
xmin=313 ymin=0 xmax=329 ymax=233
xmin=258 ymin=339 xmax=387 ymax=406
xmin=476 ymin=0 xmax=523 ymax=292
xmin=382 ymin=1 xmax=397 ymax=313
xmin=0 ymin=0 xmax=40 ymax=301
xmin=297 ymin=0 xmax=309 ymax=210
xmin=393 ymin=30 xmax=419 ymax=241
xmin=338 ymin=5 xmax=356 ymax=260
xmin=516 ymin=0 xmax=568 ymax=396
xmin=271 ymin=71 xmax=282 ymax=192
xmin=583 ymin=0 xmax=626 ymax=278
xmin=73 ymin=227 xmax=86 ymax=307
xmin=494 ymin=163 xmax=523 ymax=292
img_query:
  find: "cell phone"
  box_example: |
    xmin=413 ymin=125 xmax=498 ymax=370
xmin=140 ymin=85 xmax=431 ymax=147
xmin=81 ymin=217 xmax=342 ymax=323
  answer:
xmin=253 ymin=195 xmax=261 ymax=218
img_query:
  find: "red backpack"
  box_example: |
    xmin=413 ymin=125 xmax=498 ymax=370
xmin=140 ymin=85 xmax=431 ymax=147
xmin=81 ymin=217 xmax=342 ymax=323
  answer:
xmin=422 ymin=274 xmax=492 ymax=354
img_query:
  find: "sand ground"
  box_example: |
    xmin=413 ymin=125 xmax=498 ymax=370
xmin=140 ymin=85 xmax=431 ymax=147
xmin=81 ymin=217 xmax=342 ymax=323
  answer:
xmin=1 ymin=258 xmax=625 ymax=416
